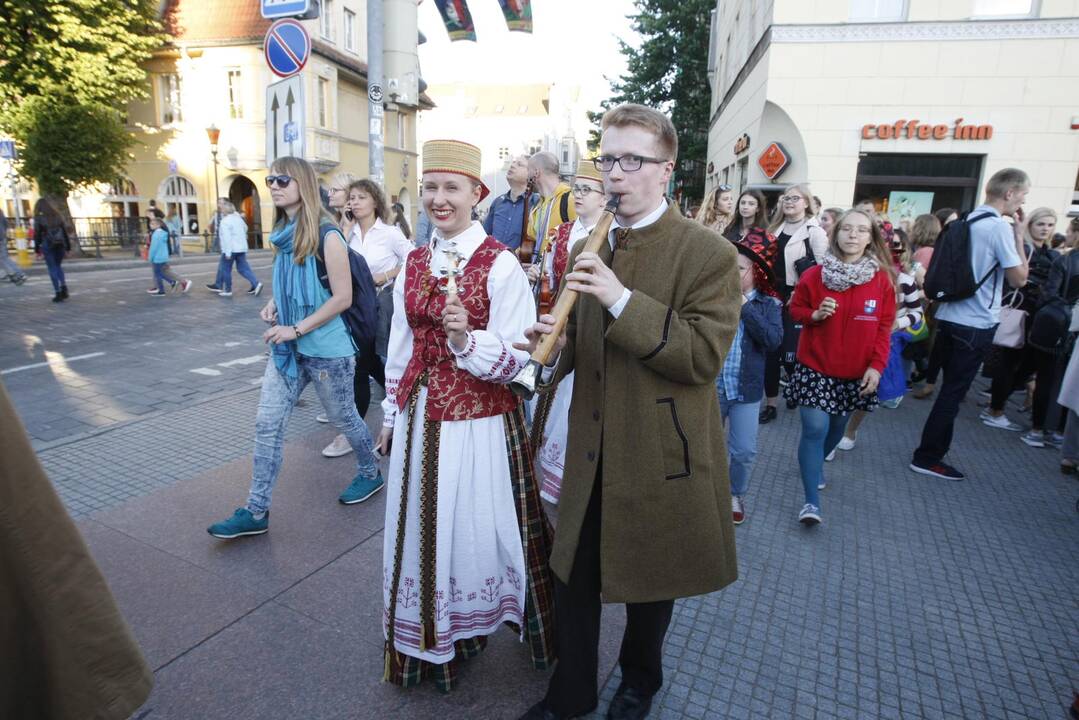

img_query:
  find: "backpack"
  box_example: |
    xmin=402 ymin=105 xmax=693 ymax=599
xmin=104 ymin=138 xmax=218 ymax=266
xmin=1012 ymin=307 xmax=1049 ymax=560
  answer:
xmin=315 ymin=222 xmax=379 ymax=360
xmin=923 ymin=211 xmax=997 ymax=303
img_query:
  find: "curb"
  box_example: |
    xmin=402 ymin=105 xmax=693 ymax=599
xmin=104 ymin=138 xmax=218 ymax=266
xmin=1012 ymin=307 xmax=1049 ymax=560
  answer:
xmin=20 ymin=250 xmax=273 ymax=275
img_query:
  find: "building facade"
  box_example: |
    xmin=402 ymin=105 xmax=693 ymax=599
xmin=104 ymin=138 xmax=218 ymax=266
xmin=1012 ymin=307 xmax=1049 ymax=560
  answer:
xmin=705 ymin=0 xmax=1079 ymax=221
xmin=7 ymin=0 xmax=426 ymax=249
xmin=418 ymin=82 xmax=588 ymax=209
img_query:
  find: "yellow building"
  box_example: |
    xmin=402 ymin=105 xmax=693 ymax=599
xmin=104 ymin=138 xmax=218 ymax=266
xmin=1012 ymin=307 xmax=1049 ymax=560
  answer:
xmin=52 ymin=0 xmax=427 ymax=249
xmin=705 ymin=0 xmax=1079 ymax=218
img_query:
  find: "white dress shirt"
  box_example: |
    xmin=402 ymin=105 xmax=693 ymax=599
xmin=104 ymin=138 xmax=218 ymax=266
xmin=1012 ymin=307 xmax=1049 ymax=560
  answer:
xmin=348 ymin=218 xmax=412 ymax=279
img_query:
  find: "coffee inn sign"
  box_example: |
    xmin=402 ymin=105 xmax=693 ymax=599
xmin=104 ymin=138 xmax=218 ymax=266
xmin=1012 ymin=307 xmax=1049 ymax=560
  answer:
xmin=862 ymin=118 xmax=993 ymax=141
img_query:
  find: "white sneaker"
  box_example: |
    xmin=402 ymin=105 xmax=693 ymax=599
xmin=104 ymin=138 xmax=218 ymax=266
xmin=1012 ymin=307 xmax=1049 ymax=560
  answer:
xmin=218 ymin=290 xmax=233 ymax=297
xmin=1020 ymin=430 xmax=1046 ymax=448
xmin=322 ymin=434 xmax=354 ymax=458
xmin=315 ymin=413 xmax=330 ymax=424
xmin=798 ymin=503 xmax=822 ymax=525
xmin=837 ymin=436 xmax=856 ymax=451
xmin=980 ymin=411 xmax=1022 ymax=432
xmin=825 ymin=449 xmax=836 ymax=462
xmin=731 ymin=495 xmax=745 ymax=525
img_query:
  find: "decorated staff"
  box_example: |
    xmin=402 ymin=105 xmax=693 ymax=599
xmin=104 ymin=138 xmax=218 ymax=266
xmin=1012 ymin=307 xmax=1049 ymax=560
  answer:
xmin=377 ymin=139 xmax=555 ymax=692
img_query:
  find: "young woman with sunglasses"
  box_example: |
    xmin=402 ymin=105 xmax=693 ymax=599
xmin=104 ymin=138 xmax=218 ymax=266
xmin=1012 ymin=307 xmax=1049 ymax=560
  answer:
xmin=785 ymin=209 xmax=896 ymax=526
xmin=696 ymin=183 xmax=735 ymax=234
xmin=207 ymin=157 xmax=382 ymax=540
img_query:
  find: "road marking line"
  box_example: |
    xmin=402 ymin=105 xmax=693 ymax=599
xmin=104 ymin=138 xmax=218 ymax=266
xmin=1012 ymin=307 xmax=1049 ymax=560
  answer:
xmin=217 ymin=354 xmax=265 ymax=368
xmin=190 ymin=367 xmax=222 ymax=376
xmin=224 ymin=341 xmax=244 ymax=347
xmin=1 ymin=351 xmax=106 ymax=375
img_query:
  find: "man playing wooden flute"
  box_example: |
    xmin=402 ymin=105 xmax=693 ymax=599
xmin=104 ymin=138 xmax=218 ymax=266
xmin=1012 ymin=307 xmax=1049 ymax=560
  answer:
xmin=515 ymin=103 xmax=742 ymax=720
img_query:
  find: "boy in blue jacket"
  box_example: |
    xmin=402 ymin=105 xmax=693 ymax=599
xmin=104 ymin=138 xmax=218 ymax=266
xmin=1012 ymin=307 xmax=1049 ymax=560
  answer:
xmin=718 ymin=242 xmax=783 ymax=524
xmin=147 ymin=217 xmax=191 ymax=296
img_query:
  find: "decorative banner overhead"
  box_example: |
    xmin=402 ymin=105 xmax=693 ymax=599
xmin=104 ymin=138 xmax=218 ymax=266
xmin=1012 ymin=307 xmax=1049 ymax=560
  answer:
xmin=498 ymin=0 xmax=533 ymax=33
xmin=435 ymin=0 xmax=477 ymax=42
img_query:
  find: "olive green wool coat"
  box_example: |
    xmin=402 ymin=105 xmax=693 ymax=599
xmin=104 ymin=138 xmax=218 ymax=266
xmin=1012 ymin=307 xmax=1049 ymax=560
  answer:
xmin=548 ymin=203 xmax=741 ymax=603
xmin=0 ymin=382 xmax=152 ymax=720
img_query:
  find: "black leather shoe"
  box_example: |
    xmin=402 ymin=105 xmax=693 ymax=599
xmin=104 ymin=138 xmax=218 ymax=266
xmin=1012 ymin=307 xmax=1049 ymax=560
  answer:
xmin=518 ymin=700 xmax=594 ymax=720
xmin=606 ymin=684 xmax=653 ymax=720
xmin=758 ymin=405 xmax=777 ymax=424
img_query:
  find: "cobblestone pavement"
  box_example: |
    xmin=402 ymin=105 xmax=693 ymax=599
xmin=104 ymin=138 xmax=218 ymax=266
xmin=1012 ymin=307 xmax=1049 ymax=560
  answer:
xmin=3 ymin=262 xmax=1077 ymax=719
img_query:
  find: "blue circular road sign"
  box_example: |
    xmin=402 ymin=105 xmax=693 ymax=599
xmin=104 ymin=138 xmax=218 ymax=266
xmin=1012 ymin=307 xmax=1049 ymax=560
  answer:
xmin=264 ymin=19 xmax=310 ymax=78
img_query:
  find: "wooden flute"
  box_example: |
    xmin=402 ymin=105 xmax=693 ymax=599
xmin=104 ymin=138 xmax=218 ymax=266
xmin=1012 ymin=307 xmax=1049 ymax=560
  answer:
xmin=510 ymin=193 xmax=621 ymax=398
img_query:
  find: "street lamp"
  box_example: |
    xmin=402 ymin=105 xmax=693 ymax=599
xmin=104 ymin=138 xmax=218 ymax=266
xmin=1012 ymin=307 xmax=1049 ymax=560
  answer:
xmin=206 ymin=124 xmax=221 ymax=252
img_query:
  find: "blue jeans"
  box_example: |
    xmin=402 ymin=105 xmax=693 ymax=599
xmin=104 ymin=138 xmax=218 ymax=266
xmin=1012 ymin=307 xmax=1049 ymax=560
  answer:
xmin=221 ymin=252 xmax=259 ymax=292
xmin=246 ymin=355 xmax=377 ymax=513
xmin=151 ymin=262 xmax=178 ymax=293
xmin=718 ymin=388 xmax=760 ymax=497
xmin=43 ymin=245 xmax=65 ymax=292
xmin=913 ymin=320 xmax=996 ymax=465
xmin=797 ymin=406 xmax=850 ymax=507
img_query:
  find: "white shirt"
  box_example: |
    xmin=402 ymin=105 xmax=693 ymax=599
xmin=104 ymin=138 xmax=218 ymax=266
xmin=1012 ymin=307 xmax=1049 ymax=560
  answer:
xmin=606 ymin=198 xmax=668 ymax=318
xmin=348 ymin=218 xmax=412 ymax=278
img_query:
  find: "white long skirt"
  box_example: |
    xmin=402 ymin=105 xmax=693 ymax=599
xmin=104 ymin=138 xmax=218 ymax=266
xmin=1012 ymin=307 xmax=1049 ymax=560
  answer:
xmin=537 ymin=371 xmax=574 ymax=504
xmin=382 ymin=385 xmax=526 ymax=664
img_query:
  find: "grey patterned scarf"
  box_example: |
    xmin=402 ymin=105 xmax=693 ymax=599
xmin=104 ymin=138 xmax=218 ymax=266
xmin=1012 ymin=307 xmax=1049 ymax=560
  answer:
xmin=821 ymin=253 xmax=879 ymax=292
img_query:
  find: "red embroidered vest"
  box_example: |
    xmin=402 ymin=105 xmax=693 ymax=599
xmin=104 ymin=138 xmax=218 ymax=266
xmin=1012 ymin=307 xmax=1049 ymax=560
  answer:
xmin=397 ymin=236 xmax=520 ymax=421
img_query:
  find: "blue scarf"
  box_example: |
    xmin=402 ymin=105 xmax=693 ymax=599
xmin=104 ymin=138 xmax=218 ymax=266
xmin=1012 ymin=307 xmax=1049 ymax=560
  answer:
xmin=269 ymin=218 xmax=326 ymax=378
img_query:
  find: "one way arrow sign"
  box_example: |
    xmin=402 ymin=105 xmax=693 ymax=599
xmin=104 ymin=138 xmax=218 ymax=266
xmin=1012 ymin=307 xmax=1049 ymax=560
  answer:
xmin=266 ymin=75 xmax=305 ymax=166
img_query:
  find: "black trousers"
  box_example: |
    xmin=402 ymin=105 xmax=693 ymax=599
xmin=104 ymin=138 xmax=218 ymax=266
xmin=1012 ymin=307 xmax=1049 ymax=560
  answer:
xmin=544 ymin=469 xmax=674 ymax=716
xmin=914 ymin=321 xmax=995 ymax=465
xmin=353 ymin=353 xmax=385 ymax=419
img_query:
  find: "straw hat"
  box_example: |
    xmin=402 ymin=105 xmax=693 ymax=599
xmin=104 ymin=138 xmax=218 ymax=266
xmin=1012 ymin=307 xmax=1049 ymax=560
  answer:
xmin=575 ymin=158 xmax=604 ymax=185
xmin=422 ymin=139 xmax=490 ymax=201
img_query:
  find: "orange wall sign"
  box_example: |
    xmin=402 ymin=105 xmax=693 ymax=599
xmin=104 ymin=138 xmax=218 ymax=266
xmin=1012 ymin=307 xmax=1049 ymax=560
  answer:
xmin=862 ymin=118 xmax=994 ymax=141
xmin=758 ymin=142 xmax=791 ymax=180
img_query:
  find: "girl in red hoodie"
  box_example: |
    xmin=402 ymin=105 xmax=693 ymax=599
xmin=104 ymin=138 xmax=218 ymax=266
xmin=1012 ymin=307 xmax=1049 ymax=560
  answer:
xmin=785 ymin=209 xmax=896 ymax=525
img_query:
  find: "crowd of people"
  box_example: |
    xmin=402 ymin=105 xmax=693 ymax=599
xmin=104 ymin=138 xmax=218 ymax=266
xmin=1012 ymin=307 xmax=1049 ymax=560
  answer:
xmin=7 ymin=98 xmax=1076 ymax=719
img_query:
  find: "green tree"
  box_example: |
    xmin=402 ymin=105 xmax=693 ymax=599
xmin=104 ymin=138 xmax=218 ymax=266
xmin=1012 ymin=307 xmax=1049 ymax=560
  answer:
xmin=591 ymin=0 xmax=713 ymax=204
xmin=0 ymin=0 xmax=163 ymax=251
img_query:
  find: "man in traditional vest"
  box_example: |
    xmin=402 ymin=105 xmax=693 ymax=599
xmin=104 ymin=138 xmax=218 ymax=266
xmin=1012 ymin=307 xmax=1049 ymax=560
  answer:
xmin=517 ymin=103 xmax=742 ymax=720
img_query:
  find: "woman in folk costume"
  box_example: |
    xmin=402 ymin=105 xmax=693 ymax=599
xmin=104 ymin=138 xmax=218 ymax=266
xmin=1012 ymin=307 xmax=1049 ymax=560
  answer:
xmin=527 ymin=159 xmax=608 ymax=506
xmin=376 ymin=140 xmax=555 ymax=692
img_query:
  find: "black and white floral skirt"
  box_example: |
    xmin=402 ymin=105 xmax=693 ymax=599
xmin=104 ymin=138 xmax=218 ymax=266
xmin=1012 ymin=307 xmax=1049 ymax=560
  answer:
xmin=783 ymin=363 xmax=878 ymax=414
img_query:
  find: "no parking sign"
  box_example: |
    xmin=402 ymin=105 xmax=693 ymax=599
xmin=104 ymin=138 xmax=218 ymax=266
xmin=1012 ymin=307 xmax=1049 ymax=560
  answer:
xmin=264 ymin=19 xmax=310 ymax=78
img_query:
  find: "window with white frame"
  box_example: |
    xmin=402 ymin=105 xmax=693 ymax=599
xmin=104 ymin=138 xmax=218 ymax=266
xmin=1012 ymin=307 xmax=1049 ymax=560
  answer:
xmin=318 ymin=77 xmax=328 ymax=128
xmin=849 ymin=0 xmax=907 ymax=21
xmin=320 ymin=0 xmax=334 ymax=41
xmin=226 ymin=69 xmax=243 ymax=119
xmin=344 ymin=9 xmax=356 ymax=51
xmin=972 ymin=0 xmax=1035 ymax=16
xmin=159 ymin=73 xmax=183 ymax=125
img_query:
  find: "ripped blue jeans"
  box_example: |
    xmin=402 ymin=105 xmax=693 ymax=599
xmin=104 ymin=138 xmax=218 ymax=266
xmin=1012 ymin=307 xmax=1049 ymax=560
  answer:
xmin=246 ymin=355 xmax=377 ymax=514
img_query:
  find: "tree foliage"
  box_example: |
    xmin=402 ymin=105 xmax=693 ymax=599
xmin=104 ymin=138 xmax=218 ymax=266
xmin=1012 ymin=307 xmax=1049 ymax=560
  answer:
xmin=592 ymin=0 xmax=713 ymax=203
xmin=0 ymin=0 xmax=163 ymax=109
xmin=7 ymin=96 xmax=133 ymax=196
xmin=0 ymin=0 xmax=163 ymax=250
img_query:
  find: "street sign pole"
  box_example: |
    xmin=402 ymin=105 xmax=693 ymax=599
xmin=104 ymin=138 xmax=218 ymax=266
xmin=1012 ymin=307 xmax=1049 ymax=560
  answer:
xmin=367 ymin=0 xmax=385 ymax=189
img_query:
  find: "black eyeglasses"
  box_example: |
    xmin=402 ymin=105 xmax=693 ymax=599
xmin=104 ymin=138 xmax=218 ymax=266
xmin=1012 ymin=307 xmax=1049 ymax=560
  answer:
xmin=265 ymin=175 xmax=294 ymax=189
xmin=571 ymin=184 xmax=603 ymax=197
xmin=592 ymin=155 xmax=669 ymax=173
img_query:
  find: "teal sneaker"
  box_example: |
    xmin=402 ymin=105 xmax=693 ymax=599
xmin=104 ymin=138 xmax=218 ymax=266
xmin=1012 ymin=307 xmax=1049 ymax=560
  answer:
xmin=338 ymin=472 xmax=384 ymax=505
xmin=207 ymin=508 xmax=269 ymax=539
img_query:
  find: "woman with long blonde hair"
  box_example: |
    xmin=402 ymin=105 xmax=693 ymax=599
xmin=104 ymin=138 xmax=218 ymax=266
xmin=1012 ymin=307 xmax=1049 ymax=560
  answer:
xmin=208 ymin=156 xmax=381 ymax=539
xmin=696 ymin=183 xmax=735 ymax=234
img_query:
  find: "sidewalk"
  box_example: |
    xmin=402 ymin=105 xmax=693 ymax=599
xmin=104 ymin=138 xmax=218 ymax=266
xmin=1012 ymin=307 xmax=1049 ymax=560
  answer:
xmin=57 ymin=380 xmax=1079 ymax=719
xmin=15 ymin=249 xmax=273 ymax=275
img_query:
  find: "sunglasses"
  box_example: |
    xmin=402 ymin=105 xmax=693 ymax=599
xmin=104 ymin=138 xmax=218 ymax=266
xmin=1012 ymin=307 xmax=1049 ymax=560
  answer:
xmin=265 ymin=175 xmax=294 ymax=189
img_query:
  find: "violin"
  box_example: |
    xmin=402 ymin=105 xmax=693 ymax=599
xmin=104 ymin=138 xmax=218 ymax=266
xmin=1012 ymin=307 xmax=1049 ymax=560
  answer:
xmin=537 ymin=263 xmax=553 ymax=315
xmin=516 ymin=176 xmax=537 ymax=265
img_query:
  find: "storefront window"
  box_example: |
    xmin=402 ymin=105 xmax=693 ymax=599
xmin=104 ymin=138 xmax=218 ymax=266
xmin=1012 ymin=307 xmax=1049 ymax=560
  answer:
xmin=854 ymin=153 xmax=984 ymax=218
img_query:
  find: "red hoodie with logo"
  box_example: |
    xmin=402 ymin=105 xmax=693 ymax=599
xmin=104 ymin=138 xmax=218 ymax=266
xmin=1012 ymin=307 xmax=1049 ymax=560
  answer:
xmin=789 ymin=264 xmax=896 ymax=380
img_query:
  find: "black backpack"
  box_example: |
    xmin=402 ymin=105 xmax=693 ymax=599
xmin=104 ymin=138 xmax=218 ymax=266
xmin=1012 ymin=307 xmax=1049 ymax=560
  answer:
xmin=923 ymin=211 xmax=997 ymax=303
xmin=315 ymin=222 xmax=379 ymax=360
